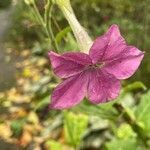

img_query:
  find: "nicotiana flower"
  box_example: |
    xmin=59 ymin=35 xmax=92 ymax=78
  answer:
xmin=48 ymin=24 xmax=144 ymax=109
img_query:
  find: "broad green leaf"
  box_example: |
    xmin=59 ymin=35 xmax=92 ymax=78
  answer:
xmin=135 ymin=91 xmax=150 ymax=133
xmin=64 ymin=111 xmax=88 ymax=147
xmin=106 ymin=138 xmax=137 ymax=150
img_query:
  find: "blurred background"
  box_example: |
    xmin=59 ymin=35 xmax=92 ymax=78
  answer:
xmin=0 ymin=0 xmax=150 ymax=149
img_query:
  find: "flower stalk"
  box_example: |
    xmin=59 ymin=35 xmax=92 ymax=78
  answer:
xmin=25 ymin=0 xmax=59 ymax=51
xmin=54 ymin=0 xmax=93 ymax=53
xmin=44 ymin=0 xmax=59 ymax=51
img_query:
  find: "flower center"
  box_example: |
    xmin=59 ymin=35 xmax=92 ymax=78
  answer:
xmin=88 ymin=62 xmax=105 ymax=69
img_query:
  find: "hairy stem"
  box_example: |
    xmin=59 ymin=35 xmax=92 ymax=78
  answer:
xmin=28 ymin=0 xmax=58 ymax=51
xmin=55 ymin=0 xmax=93 ymax=53
xmin=45 ymin=0 xmax=59 ymax=51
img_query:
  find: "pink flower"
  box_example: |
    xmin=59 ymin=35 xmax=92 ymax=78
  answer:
xmin=48 ymin=24 xmax=144 ymax=109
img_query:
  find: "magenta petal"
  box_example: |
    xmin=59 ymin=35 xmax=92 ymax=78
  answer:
xmin=89 ymin=24 xmax=125 ymax=63
xmin=104 ymin=46 xmax=144 ymax=79
xmin=102 ymin=38 xmax=126 ymax=61
xmin=87 ymin=69 xmax=121 ymax=104
xmin=48 ymin=51 xmax=91 ymax=78
xmin=89 ymin=35 xmax=108 ymax=64
xmin=104 ymin=24 xmax=125 ymax=45
xmin=62 ymin=52 xmax=92 ymax=65
xmin=49 ymin=72 xmax=89 ymax=109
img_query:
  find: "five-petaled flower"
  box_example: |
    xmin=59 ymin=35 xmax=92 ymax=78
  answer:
xmin=48 ymin=24 xmax=144 ymax=109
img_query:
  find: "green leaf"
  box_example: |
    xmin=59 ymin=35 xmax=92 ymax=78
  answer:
xmin=46 ymin=140 xmax=63 ymax=150
xmin=11 ymin=119 xmax=25 ymax=138
xmin=55 ymin=26 xmax=71 ymax=44
xmin=135 ymin=91 xmax=150 ymax=133
xmin=64 ymin=33 xmax=78 ymax=51
xmin=123 ymin=81 xmax=146 ymax=94
xmin=24 ymin=0 xmax=34 ymax=5
xmin=34 ymin=96 xmax=50 ymax=111
xmin=64 ymin=111 xmax=88 ymax=147
xmin=73 ymin=100 xmax=117 ymax=120
xmin=117 ymin=81 xmax=146 ymax=103
xmin=117 ymin=123 xmax=137 ymax=139
xmin=106 ymin=138 xmax=137 ymax=150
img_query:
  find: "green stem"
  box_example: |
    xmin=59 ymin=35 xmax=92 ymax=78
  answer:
xmin=32 ymin=0 xmax=45 ymax=28
xmin=30 ymin=0 xmax=58 ymax=51
xmin=31 ymin=1 xmax=50 ymax=39
xmin=45 ymin=0 xmax=59 ymax=51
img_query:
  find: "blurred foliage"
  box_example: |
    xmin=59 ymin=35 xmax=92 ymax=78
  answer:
xmin=1 ymin=0 xmax=150 ymax=149
xmin=45 ymin=140 xmax=63 ymax=150
xmin=64 ymin=111 xmax=88 ymax=147
xmin=106 ymin=138 xmax=137 ymax=150
xmin=0 ymin=0 xmax=11 ymax=9
xmin=135 ymin=91 xmax=150 ymax=134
